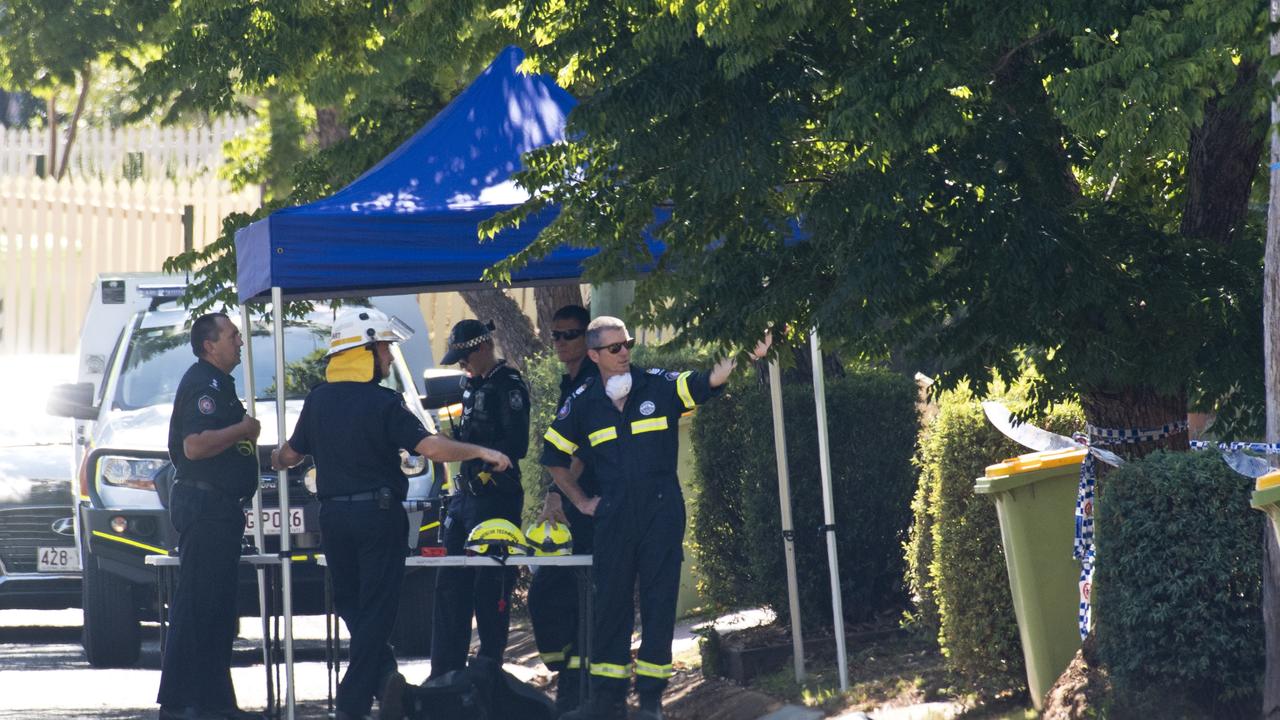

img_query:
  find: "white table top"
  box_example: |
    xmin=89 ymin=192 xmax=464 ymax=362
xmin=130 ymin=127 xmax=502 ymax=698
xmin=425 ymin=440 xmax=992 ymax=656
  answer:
xmin=145 ymin=553 xmax=592 ymax=568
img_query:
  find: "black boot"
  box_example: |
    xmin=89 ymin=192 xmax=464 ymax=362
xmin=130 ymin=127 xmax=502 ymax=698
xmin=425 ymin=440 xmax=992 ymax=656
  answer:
xmin=633 ymin=691 xmax=664 ymax=720
xmin=560 ymin=689 xmax=626 ymax=720
xmin=555 ymin=670 xmax=584 ymax=717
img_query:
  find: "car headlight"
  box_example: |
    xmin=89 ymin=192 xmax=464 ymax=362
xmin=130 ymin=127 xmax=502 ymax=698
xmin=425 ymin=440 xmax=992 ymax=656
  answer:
xmin=99 ymin=456 xmax=169 ymax=491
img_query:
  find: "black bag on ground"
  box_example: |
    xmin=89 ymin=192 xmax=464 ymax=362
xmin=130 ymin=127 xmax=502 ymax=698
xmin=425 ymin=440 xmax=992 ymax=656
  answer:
xmin=404 ymin=655 xmax=555 ymax=720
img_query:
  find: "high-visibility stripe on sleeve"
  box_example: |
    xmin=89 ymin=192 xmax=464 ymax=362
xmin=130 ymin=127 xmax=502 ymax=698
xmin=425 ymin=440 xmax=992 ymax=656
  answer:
xmin=540 ymin=650 xmax=566 ymax=665
xmin=588 ymin=426 xmax=618 ymax=446
xmin=567 ymin=656 xmax=584 ymax=669
xmin=630 ymin=417 xmax=669 ymax=435
xmin=635 ymin=660 xmax=674 ymax=679
xmin=544 ymin=427 xmax=579 ymax=455
xmin=676 ymin=372 xmax=696 ymax=410
xmin=590 ymin=662 xmax=632 ymax=679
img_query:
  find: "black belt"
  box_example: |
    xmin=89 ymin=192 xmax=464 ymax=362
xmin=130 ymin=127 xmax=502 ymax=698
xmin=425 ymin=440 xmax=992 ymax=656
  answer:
xmin=324 ymin=491 xmax=378 ymax=502
xmin=178 ymin=478 xmax=240 ymax=499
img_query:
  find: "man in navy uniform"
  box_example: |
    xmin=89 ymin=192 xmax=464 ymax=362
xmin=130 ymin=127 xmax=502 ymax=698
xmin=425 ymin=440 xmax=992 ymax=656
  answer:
xmin=429 ymin=319 xmax=531 ymax=676
xmin=271 ymin=308 xmax=512 ymax=720
xmin=528 ymin=304 xmax=599 ymax=713
xmin=542 ymin=316 xmax=768 ymax=720
xmin=158 ymin=313 xmax=262 ymax=720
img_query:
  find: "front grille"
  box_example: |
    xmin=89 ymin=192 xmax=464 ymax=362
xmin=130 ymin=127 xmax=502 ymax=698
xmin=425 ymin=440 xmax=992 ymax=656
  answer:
xmin=0 ymin=506 xmax=75 ymax=574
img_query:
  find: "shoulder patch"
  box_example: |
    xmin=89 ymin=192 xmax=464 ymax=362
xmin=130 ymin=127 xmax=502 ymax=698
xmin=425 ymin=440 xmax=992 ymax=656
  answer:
xmin=197 ymin=395 xmax=216 ymax=415
xmin=509 ymin=389 xmax=524 ymax=411
xmin=665 ymin=371 xmax=680 ymax=381
xmin=557 ymin=397 xmax=572 ymax=419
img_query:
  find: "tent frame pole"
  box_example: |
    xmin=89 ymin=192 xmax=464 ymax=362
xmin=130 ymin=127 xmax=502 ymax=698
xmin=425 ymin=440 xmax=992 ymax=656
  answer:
xmin=769 ymin=359 xmax=806 ymax=682
xmin=240 ymin=305 xmax=273 ymax=704
xmin=273 ymin=287 xmax=297 ymax=719
xmin=810 ymin=330 xmax=849 ymax=691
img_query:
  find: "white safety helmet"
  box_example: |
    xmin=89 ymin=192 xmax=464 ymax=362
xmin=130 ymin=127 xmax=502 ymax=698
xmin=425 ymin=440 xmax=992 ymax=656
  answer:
xmin=327 ymin=307 xmax=413 ymax=357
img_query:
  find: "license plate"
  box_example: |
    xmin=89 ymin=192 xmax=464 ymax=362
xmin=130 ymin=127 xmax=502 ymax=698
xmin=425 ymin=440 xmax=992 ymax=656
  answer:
xmin=244 ymin=508 xmax=305 ymax=535
xmin=37 ymin=546 xmax=81 ymax=572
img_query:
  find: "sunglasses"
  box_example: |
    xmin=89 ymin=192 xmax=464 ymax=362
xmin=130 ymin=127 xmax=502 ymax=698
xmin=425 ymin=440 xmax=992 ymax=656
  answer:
xmin=592 ymin=338 xmax=636 ymax=354
xmin=551 ymin=328 xmax=585 ymax=341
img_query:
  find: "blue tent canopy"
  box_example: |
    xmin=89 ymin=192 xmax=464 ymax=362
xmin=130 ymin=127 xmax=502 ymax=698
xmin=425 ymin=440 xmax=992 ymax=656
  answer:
xmin=235 ymin=46 xmax=596 ymax=302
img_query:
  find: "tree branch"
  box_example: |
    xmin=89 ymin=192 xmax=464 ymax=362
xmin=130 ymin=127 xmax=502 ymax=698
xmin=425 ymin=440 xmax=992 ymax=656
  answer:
xmin=56 ymin=65 xmax=92 ymax=181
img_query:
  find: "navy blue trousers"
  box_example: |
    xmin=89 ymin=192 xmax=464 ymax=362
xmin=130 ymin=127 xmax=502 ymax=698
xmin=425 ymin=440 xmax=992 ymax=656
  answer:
xmin=429 ymin=491 xmax=522 ymax=676
xmin=590 ymin=490 xmax=685 ymax=700
xmin=157 ymin=483 xmax=245 ymax=712
xmin=321 ymin=498 xmax=409 ymax=718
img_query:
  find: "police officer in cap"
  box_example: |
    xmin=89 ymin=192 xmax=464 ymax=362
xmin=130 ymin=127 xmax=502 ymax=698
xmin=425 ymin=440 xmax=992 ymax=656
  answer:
xmin=430 ymin=319 xmax=531 ymax=676
xmin=528 ymin=304 xmax=598 ymax=714
xmin=542 ymin=317 xmax=769 ymax=720
xmin=158 ymin=312 xmax=262 ymax=720
xmin=272 ymin=308 xmax=512 ymax=720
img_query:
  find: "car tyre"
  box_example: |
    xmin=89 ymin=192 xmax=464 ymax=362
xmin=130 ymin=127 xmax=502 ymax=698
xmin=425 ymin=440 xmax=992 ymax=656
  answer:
xmin=389 ymin=567 xmax=435 ymax=656
xmin=81 ymin=560 xmax=141 ymax=667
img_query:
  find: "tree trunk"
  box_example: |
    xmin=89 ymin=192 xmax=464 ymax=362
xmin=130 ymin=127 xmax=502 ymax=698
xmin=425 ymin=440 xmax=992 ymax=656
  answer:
xmin=55 ymin=66 xmax=92 ymax=181
xmin=533 ymin=284 xmax=584 ymax=342
xmin=460 ymin=288 xmax=545 ymax=369
xmin=314 ymin=106 xmax=349 ymax=150
xmin=1182 ymin=62 xmax=1265 ymax=246
xmin=1265 ymin=523 xmax=1280 ymax=719
xmin=45 ymin=94 xmax=57 ymax=179
xmin=1079 ymin=386 xmax=1189 ymax=462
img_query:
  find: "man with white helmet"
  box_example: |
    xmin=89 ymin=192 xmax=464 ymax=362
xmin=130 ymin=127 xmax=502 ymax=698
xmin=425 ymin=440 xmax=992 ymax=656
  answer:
xmin=271 ymin=308 xmax=512 ymax=720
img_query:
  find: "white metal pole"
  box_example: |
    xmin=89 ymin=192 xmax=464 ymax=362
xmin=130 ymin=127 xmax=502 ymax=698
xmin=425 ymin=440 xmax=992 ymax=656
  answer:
xmin=809 ymin=330 xmax=848 ymax=691
xmin=1262 ymin=2 xmax=1280 ymax=712
xmin=768 ymin=359 xmax=806 ymax=682
xmin=239 ymin=304 xmax=272 ymax=682
xmin=273 ymin=287 xmax=296 ymax=719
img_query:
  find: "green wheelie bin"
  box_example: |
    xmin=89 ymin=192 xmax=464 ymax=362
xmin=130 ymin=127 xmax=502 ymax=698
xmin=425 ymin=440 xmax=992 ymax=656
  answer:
xmin=1252 ymin=469 xmax=1280 ymax=548
xmin=975 ymin=447 xmax=1086 ymax=708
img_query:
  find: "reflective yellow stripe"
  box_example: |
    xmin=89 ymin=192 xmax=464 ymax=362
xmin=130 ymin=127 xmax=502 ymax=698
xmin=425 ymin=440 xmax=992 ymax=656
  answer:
xmin=567 ymin=656 xmax=584 ymax=669
xmin=544 ymin=427 xmax=579 ymax=455
xmin=635 ymin=660 xmax=674 ymax=679
xmin=631 ymin=417 xmax=669 ymax=435
xmin=329 ymin=334 xmax=364 ymax=348
xmin=676 ymin=372 xmax=696 ymax=409
xmin=420 ymin=521 xmax=440 ymax=533
xmin=591 ymin=662 xmax=632 ymax=679
xmin=91 ymin=530 xmax=169 ymax=556
xmin=588 ymin=426 xmax=618 ymax=446
xmin=540 ymin=651 xmax=566 ymax=664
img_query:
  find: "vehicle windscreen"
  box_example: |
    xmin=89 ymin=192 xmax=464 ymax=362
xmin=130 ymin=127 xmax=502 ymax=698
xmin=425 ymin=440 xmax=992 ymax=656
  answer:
xmin=114 ymin=317 xmax=404 ymax=410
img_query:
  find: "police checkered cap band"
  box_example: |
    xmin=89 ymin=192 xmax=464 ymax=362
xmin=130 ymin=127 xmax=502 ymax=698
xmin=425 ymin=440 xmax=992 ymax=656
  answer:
xmin=449 ymin=332 xmax=492 ymax=352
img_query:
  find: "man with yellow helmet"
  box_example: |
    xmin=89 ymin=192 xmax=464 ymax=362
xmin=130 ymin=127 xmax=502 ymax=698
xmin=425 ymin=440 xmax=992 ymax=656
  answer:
xmin=271 ymin=308 xmax=511 ymax=720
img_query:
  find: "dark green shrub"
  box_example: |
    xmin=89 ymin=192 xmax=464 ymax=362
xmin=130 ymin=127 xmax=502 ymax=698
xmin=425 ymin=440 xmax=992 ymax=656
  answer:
xmin=692 ymin=369 xmax=919 ymax=626
xmin=1095 ymin=450 xmax=1263 ymax=715
xmin=907 ymin=386 xmax=1082 ymax=698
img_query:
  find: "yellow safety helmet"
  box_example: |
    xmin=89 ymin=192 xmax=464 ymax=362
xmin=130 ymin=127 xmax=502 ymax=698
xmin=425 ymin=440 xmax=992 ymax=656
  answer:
xmin=465 ymin=519 xmax=530 ymax=557
xmin=524 ymin=521 xmax=573 ymax=556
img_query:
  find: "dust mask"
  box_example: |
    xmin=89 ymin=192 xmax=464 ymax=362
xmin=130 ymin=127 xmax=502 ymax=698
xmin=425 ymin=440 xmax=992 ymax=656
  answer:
xmin=605 ymin=373 xmax=632 ymax=402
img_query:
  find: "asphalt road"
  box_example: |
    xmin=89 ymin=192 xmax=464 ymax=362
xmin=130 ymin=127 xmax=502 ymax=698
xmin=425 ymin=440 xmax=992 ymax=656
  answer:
xmin=0 ymin=608 xmax=446 ymax=719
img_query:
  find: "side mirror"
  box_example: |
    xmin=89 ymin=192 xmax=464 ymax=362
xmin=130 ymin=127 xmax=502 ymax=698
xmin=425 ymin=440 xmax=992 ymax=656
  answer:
xmin=421 ymin=369 xmax=467 ymax=410
xmin=47 ymin=382 xmax=98 ymax=420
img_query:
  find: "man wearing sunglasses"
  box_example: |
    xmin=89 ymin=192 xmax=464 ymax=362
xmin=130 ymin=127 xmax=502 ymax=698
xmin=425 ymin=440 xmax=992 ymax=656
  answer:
xmin=542 ymin=316 xmax=770 ymax=720
xmin=529 ymin=304 xmax=599 ymax=713
xmin=430 ymin=319 xmax=531 ymax=678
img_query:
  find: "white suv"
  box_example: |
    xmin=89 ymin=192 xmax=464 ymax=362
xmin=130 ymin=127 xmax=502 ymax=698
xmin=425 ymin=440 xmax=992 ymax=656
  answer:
xmin=48 ymin=275 xmax=452 ymax=667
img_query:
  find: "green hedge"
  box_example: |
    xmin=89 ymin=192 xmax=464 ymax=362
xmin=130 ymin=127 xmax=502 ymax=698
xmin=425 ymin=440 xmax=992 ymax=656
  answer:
xmin=1095 ymin=450 xmax=1264 ymax=715
xmin=906 ymin=386 xmax=1082 ymax=698
xmin=691 ymin=369 xmax=919 ymax=626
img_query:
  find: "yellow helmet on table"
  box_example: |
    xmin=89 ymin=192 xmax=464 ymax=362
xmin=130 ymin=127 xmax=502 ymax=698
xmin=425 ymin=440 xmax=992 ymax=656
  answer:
xmin=464 ymin=519 xmax=529 ymax=557
xmin=525 ymin=521 xmax=573 ymax=556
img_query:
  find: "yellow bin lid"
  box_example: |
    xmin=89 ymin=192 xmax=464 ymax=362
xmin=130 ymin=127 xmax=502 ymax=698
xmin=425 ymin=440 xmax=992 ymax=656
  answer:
xmin=984 ymin=447 xmax=1088 ymax=477
xmin=976 ymin=447 xmax=1087 ymax=495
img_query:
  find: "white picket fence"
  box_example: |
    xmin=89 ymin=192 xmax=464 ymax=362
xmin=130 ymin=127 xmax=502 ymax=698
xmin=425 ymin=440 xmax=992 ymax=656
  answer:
xmin=0 ymin=175 xmax=261 ymax=354
xmin=0 ymin=117 xmax=254 ymax=181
